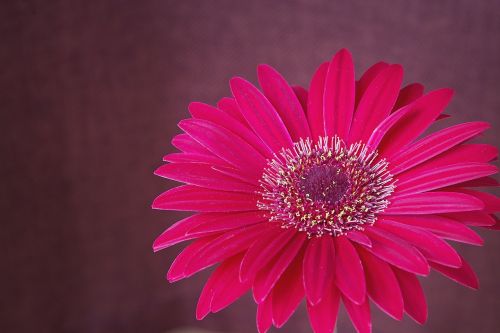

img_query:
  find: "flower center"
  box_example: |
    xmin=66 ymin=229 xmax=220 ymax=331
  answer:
xmin=258 ymin=137 xmax=395 ymax=237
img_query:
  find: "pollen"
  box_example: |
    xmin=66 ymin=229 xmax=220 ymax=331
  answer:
xmin=257 ymin=137 xmax=396 ymax=237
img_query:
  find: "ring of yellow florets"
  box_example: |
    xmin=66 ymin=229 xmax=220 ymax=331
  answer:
xmin=257 ymin=137 xmax=395 ymax=237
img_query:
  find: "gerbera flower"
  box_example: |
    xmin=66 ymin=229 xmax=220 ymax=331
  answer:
xmin=152 ymin=49 xmax=499 ymax=333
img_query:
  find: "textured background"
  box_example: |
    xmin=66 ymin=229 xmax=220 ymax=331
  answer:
xmin=1 ymin=0 xmax=499 ymax=332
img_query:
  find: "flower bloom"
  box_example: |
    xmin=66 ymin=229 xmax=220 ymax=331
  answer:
xmin=153 ymin=49 xmax=499 ymax=333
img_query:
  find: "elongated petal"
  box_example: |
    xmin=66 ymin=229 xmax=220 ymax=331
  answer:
xmin=386 ymin=214 xmax=484 ymax=245
xmin=447 ymin=188 xmax=500 ymax=213
xmin=323 ymin=49 xmax=355 ymax=138
xmin=240 ymin=228 xmax=296 ymax=282
xmin=271 ymin=248 xmax=305 ymax=328
xmin=392 ymin=267 xmax=427 ymax=324
xmin=155 ymin=163 xmax=259 ymax=193
xmin=394 ymin=163 xmax=497 ymax=196
xmin=378 ymin=89 xmax=454 ymax=158
xmin=376 ymin=219 xmax=461 ymax=268
xmin=343 ymin=296 xmax=372 ymax=333
xmin=230 ymin=77 xmax=293 ymax=151
xmin=430 ymin=256 xmax=479 ymax=289
xmin=358 ymin=247 xmax=404 ymax=320
xmin=384 ymin=192 xmax=484 ymax=214
xmin=364 ymin=227 xmax=429 ymax=276
xmin=334 ymin=236 xmax=366 ymax=304
xmin=179 ymin=118 xmax=266 ymax=179
xmin=253 ymin=233 xmax=306 ymax=303
xmin=258 ymin=65 xmax=311 ymax=140
xmin=216 ymin=97 xmax=249 ymax=126
xmin=171 ymin=133 xmax=211 ymax=154
xmin=187 ymin=211 xmax=267 ymax=236
xmin=292 ymin=85 xmax=308 ymax=111
xmin=355 ymin=62 xmax=389 ymax=106
xmin=442 ymin=211 xmax=496 ymax=227
xmin=347 ymin=230 xmax=372 ymax=247
xmin=303 ymin=236 xmax=335 ymax=305
xmin=189 ymin=102 xmax=274 ymax=158
xmin=307 ymin=282 xmax=340 ymax=333
xmin=349 ymin=64 xmax=403 ymax=143
xmin=152 ymin=185 xmax=259 ymax=212
xmin=366 ymin=105 xmax=414 ymax=149
xmin=389 ymin=122 xmax=491 ymax=174
xmin=307 ymin=62 xmax=329 ymax=139
xmin=163 ymin=152 xmax=226 ymax=167
xmin=393 ymin=83 xmax=424 ymax=110
xmin=257 ymin=294 xmax=273 ymax=333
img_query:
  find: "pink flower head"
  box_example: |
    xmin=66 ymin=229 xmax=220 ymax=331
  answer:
xmin=153 ymin=49 xmax=499 ymax=333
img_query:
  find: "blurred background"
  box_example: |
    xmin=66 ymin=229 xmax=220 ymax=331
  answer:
xmin=1 ymin=0 xmax=499 ymax=332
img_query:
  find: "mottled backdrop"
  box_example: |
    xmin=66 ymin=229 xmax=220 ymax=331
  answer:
xmin=1 ymin=0 xmax=499 ymax=332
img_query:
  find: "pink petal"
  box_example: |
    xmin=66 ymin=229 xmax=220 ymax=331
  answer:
xmin=347 ymin=230 xmax=372 ymax=247
xmin=447 ymin=188 xmax=500 ymax=213
xmin=393 ymin=163 xmax=497 ymax=196
xmin=349 ymin=64 xmax=403 ymax=143
xmin=392 ymin=83 xmax=424 ymax=110
xmin=357 ymin=246 xmax=404 ymax=320
xmin=430 ymin=256 xmax=479 ymax=289
xmin=392 ymin=267 xmax=427 ymax=324
xmin=256 ymin=294 xmax=273 ymax=333
xmin=307 ymin=62 xmax=329 ymax=139
xmin=442 ymin=211 xmax=496 ymax=227
xmin=184 ymin=223 xmax=270 ymax=277
xmin=230 ymin=77 xmax=293 ymax=152
xmin=239 ymin=228 xmax=296 ymax=282
xmin=167 ymin=236 xmax=218 ymax=282
xmin=384 ymin=191 xmax=484 ymax=214
xmin=258 ymin=65 xmax=311 ymax=140
xmin=388 ymin=122 xmax=491 ymax=175
xmin=378 ymin=88 xmax=454 ymax=158
xmin=271 ymin=249 xmax=305 ymax=328
xmin=334 ymin=236 xmax=366 ymax=305
xmin=386 ymin=214 xmax=484 ymax=245
xmin=355 ymin=62 xmax=389 ymax=106
xmin=171 ymin=133 xmax=211 ymax=154
xmin=376 ymin=219 xmax=461 ymax=268
xmin=162 ymin=152 xmax=226 ymax=167
xmin=152 ymin=185 xmax=259 ymax=212
xmin=307 ymin=282 xmax=340 ymax=333
xmin=364 ymin=226 xmax=429 ymax=276
xmin=343 ymin=296 xmax=372 ymax=333
xmin=189 ymin=102 xmax=274 ymax=158
xmin=155 ymin=163 xmax=259 ymax=193
xmin=253 ymin=233 xmax=307 ymax=303
xmin=323 ymin=49 xmax=355 ymax=139
xmin=366 ymin=105 xmax=414 ymax=150
xmin=179 ymin=118 xmax=265 ymax=179
xmin=216 ymin=97 xmax=249 ymax=126
xmin=303 ymin=236 xmax=335 ymax=305
xmin=187 ymin=211 xmax=267 ymax=236
xmin=292 ymin=85 xmax=308 ymax=112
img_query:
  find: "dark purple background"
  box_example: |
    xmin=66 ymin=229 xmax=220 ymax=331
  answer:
xmin=2 ymin=1 xmax=499 ymax=332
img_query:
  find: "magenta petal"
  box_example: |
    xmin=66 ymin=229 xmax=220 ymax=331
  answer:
xmin=393 ymin=83 xmax=424 ymax=111
xmin=442 ymin=211 xmax=496 ymax=227
xmin=364 ymin=227 xmax=430 ymax=276
xmin=253 ymin=233 xmax=306 ymax=303
xmin=392 ymin=267 xmax=428 ymax=324
xmin=376 ymin=219 xmax=461 ymax=268
xmin=256 ymin=294 xmax=273 ymax=333
xmin=258 ymin=65 xmax=311 ymax=140
xmin=334 ymin=236 xmax=366 ymax=305
xmin=386 ymin=214 xmax=484 ymax=246
xmin=163 ymin=152 xmax=226 ymax=167
xmin=456 ymin=176 xmax=500 ymax=188
xmin=323 ymin=49 xmax=355 ymax=138
xmin=394 ymin=163 xmax=497 ymax=196
xmin=357 ymin=247 xmax=404 ymax=320
xmin=239 ymin=228 xmax=296 ymax=282
xmin=292 ymin=85 xmax=308 ymax=112
xmin=307 ymin=62 xmax=329 ymax=139
xmin=171 ymin=133 xmax=211 ymax=154
xmin=448 ymin=188 xmax=500 ymax=213
xmin=216 ymin=97 xmax=249 ymax=126
xmin=366 ymin=105 xmax=414 ymax=149
xmin=347 ymin=230 xmax=372 ymax=247
xmin=389 ymin=122 xmax=491 ymax=174
xmin=356 ymin=62 xmax=389 ymax=106
xmin=343 ymin=296 xmax=372 ymax=333
xmin=271 ymin=249 xmax=305 ymax=328
xmin=189 ymin=102 xmax=274 ymax=158
xmin=378 ymin=88 xmax=454 ymax=158
xmin=155 ymin=163 xmax=259 ymax=193
xmin=179 ymin=118 xmax=266 ymax=179
xmin=385 ymin=192 xmax=484 ymax=214
xmin=230 ymin=77 xmax=293 ymax=151
xmin=152 ymin=185 xmax=259 ymax=212
xmin=184 ymin=224 xmax=269 ymax=277
xmin=307 ymin=282 xmax=340 ymax=333
xmin=349 ymin=64 xmax=403 ymax=143
xmin=187 ymin=211 xmax=267 ymax=236
xmin=430 ymin=256 xmax=479 ymax=289
xmin=303 ymin=237 xmax=335 ymax=305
